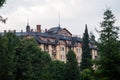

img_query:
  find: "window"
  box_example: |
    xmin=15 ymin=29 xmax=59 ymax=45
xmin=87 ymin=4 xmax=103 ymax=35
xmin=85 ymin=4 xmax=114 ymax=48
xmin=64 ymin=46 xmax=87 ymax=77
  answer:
xmin=52 ymin=53 xmax=56 ymax=59
xmin=61 ymin=52 xmax=65 ymax=61
xmin=77 ymin=48 xmax=80 ymax=54
xmin=77 ymin=48 xmax=81 ymax=62
xmin=61 ymin=47 xmax=64 ymax=51
xmin=52 ymin=46 xmax=56 ymax=50
xmin=44 ymin=45 xmax=48 ymax=51
xmin=60 ymin=47 xmax=65 ymax=61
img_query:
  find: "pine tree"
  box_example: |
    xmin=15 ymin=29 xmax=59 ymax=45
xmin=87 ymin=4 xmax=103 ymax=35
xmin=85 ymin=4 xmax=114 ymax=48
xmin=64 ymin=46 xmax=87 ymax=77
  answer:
xmin=96 ymin=9 xmax=120 ymax=80
xmin=66 ymin=50 xmax=80 ymax=80
xmin=80 ymin=25 xmax=92 ymax=71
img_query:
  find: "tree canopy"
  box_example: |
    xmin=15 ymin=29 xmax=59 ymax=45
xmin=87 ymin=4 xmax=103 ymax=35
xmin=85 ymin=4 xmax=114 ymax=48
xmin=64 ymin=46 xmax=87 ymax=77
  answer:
xmin=0 ymin=32 xmax=19 ymax=80
xmin=41 ymin=60 xmax=66 ymax=80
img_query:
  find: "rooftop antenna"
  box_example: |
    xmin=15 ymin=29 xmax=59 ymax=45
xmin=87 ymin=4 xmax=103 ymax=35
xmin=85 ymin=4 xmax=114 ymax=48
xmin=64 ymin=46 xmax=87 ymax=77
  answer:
xmin=58 ymin=10 xmax=60 ymax=27
xmin=27 ymin=18 xmax=29 ymax=26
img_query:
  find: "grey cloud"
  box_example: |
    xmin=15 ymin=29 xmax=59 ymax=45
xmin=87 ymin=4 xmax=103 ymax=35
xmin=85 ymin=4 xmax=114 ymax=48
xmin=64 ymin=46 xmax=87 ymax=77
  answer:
xmin=0 ymin=0 xmax=48 ymax=14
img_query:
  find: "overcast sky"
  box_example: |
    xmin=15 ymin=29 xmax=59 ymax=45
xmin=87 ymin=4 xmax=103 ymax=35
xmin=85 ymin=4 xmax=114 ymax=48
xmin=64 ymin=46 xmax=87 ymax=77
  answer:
xmin=0 ymin=0 xmax=120 ymax=39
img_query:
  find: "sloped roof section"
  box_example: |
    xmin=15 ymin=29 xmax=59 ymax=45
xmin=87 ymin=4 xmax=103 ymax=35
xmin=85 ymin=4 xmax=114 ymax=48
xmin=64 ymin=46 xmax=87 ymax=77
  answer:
xmin=47 ymin=26 xmax=62 ymax=34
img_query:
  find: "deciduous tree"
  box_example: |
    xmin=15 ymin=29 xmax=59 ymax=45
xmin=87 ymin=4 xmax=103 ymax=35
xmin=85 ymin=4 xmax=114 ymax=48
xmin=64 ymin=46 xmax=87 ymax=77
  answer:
xmin=0 ymin=32 xmax=19 ymax=80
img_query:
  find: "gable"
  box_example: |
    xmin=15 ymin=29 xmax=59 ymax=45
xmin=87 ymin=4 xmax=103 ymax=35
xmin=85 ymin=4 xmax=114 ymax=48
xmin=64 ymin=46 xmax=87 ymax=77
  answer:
xmin=58 ymin=28 xmax=72 ymax=37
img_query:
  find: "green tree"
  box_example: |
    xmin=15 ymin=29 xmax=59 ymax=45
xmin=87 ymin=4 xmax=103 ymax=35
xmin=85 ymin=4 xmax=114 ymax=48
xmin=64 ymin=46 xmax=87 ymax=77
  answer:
xmin=81 ymin=69 xmax=95 ymax=80
xmin=15 ymin=38 xmax=33 ymax=80
xmin=96 ymin=9 xmax=120 ymax=80
xmin=15 ymin=38 xmax=51 ymax=80
xmin=66 ymin=50 xmax=80 ymax=80
xmin=80 ymin=24 xmax=92 ymax=71
xmin=31 ymin=47 xmax=51 ymax=80
xmin=0 ymin=32 xmax=19 ymax=80
xmin=41 ymin=60 xmax=66 ymax=80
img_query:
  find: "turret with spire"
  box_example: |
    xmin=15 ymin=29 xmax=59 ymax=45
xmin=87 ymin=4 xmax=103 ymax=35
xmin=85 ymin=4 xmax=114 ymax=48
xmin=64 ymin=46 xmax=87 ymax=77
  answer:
xmin=26 ymin=20 xmax=30 ymax=32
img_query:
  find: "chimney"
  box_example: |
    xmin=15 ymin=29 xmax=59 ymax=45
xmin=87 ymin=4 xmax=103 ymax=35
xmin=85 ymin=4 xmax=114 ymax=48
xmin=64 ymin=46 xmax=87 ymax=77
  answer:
xmin=45 ymin=29 xmax=47 ymax=32
xmin=4 ymin=30 xmax=6 ymax=33
xmin=36 ymin=25 xmax=41 ymax=32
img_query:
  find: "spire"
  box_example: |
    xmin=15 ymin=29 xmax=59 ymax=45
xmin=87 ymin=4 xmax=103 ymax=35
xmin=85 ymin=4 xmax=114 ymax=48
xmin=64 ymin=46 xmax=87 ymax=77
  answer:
xmin=26 ymin=19 xmax=30 ymax=32
xmin=85 ymin=24 xmax=88 ymax=33
xmin=83 ymin=24 xmax=89 ymax=38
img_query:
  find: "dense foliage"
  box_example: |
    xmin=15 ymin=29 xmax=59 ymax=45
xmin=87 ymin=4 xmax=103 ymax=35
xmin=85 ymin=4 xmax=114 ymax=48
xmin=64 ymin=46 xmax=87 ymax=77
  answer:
xmin=0 ymin=33 xmax=52 ymax=80
xmin=80 ymin=69 xmax=94 ymax=80
xmin=66 ymin=50 xmax=80 ymax=80
xmin=0 ymin=32 xmax=20 ymax=80
xmin=41 ymin=60 xmax=66 ymax=80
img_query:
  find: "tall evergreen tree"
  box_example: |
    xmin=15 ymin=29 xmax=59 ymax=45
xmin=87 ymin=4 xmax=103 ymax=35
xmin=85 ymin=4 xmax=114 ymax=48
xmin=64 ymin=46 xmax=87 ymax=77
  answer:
xmin=80 ymin=25 xmax=92 ymax=71
xmin=96 ymin=9 xmax=120 ymax=80
xmin=66 ymin=50 xmax=80 ymax=80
